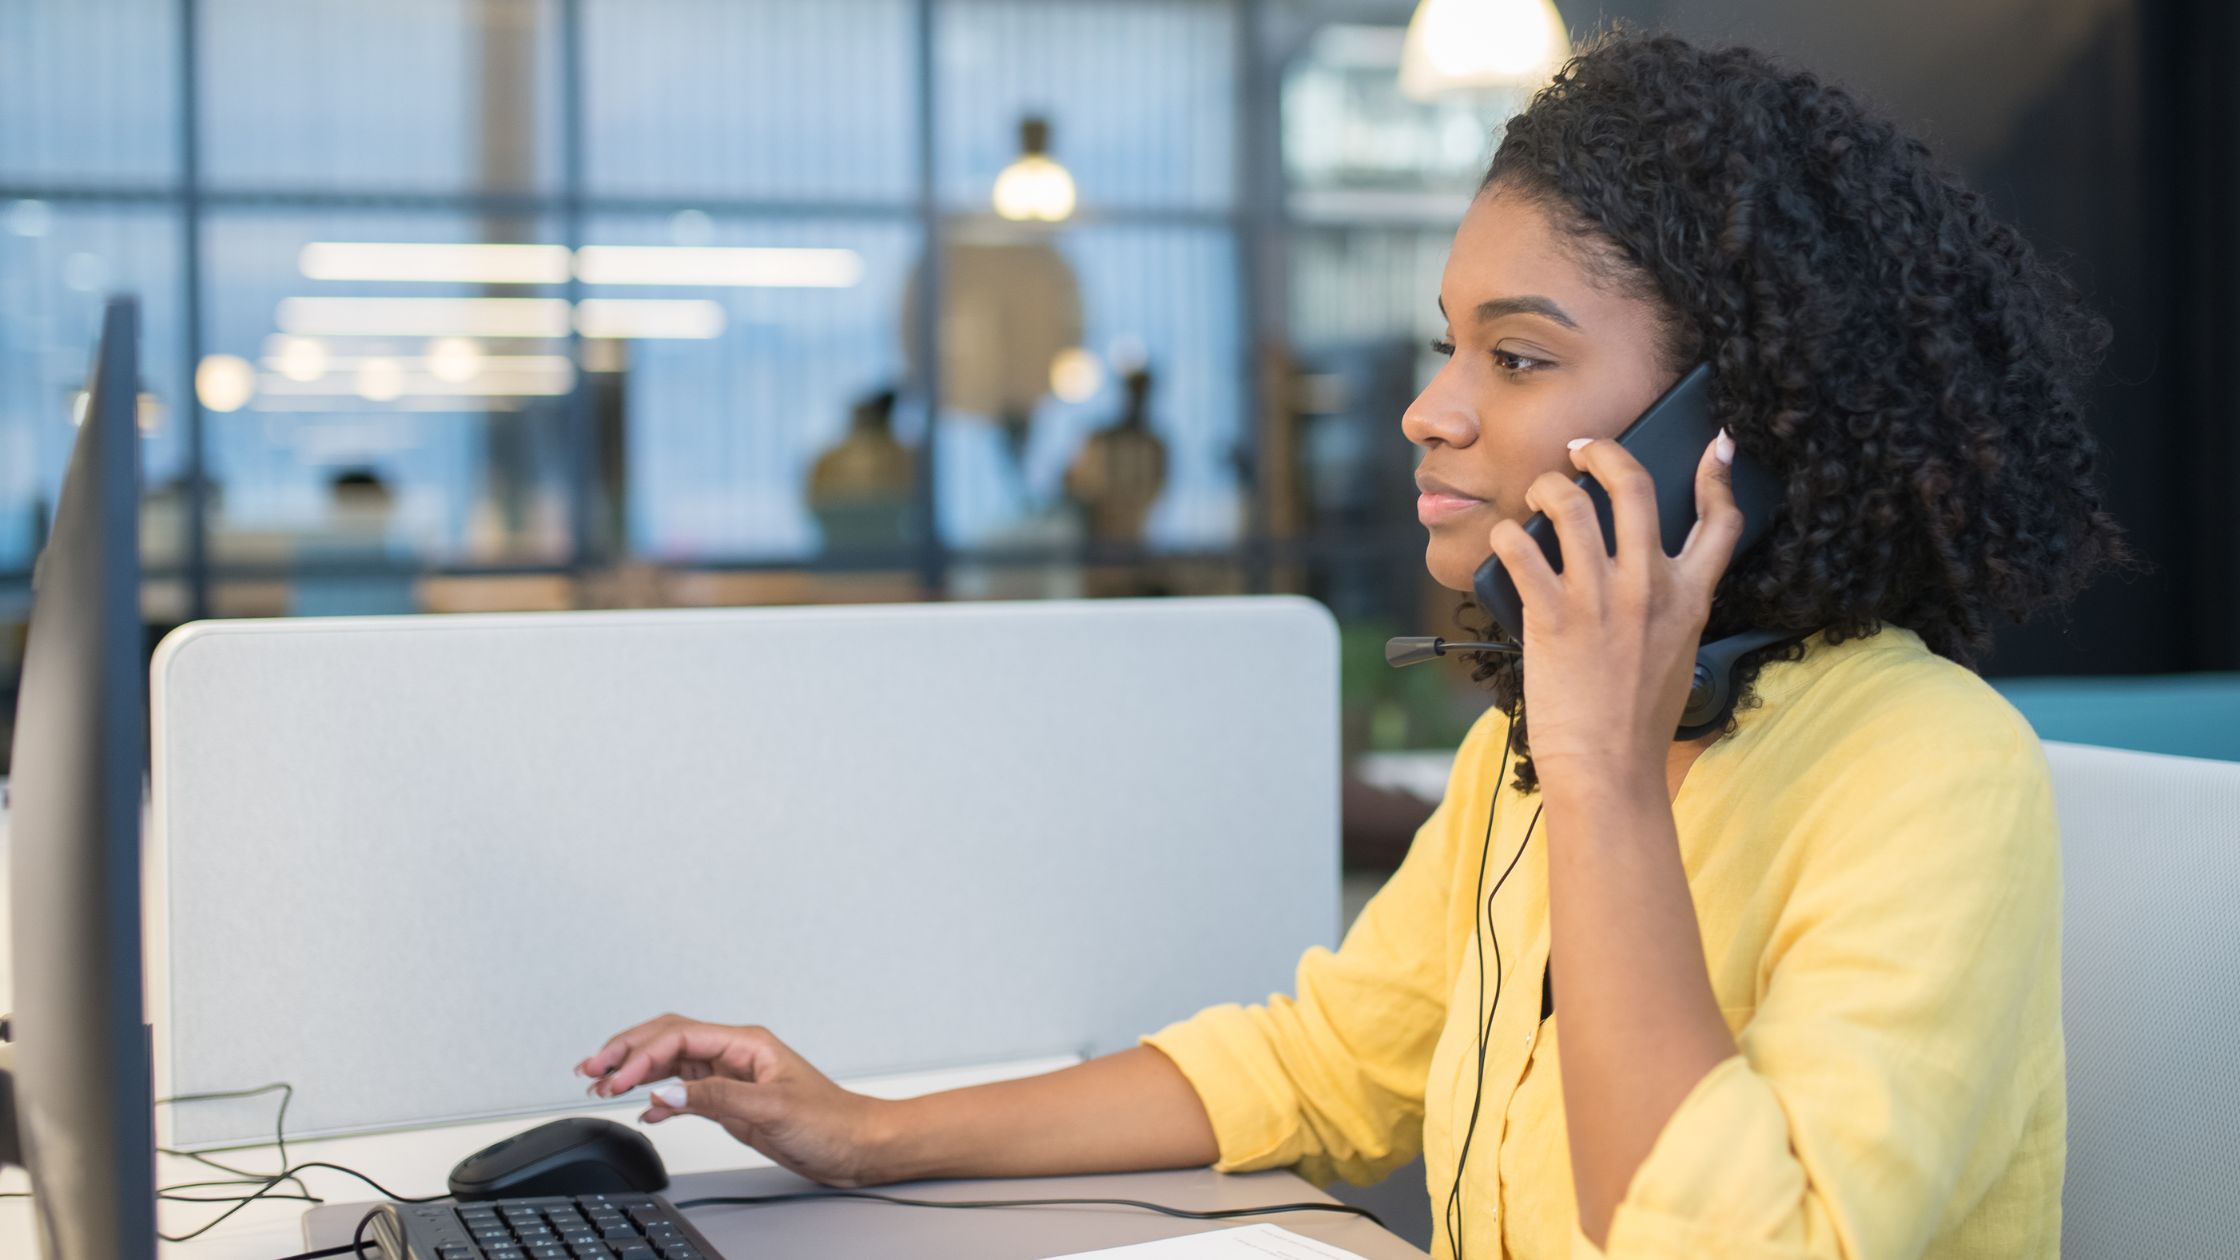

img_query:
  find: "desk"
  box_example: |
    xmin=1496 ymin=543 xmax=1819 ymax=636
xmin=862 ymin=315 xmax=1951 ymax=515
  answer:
xmin=303 ymin=1167 xmax=1427 ymax=1260
xmin=0 ymin=1062 xmax=1423 ymax=1259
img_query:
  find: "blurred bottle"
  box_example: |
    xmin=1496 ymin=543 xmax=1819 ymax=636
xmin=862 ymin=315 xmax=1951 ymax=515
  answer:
xmin=1065 ymin=364 xmax=1168 ymax=545
xmin=808 ymin=387 xmax=915 ymax=551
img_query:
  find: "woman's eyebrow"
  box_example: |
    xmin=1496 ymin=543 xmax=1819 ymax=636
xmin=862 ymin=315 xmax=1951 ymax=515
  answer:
xmin=1475 ymin=295 xmax=1580 ymax=329
xmin=1433 ymin=294 xmax=1581 ymax=330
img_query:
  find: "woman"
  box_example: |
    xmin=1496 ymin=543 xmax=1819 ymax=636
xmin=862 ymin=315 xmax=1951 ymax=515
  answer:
xmin=577 ymin=30 xmax=2120 ymax=1258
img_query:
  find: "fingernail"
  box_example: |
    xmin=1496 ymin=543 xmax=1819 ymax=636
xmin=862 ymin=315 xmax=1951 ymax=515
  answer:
xmin=1566 ymin=437 xmax=1593 ymax=451
xmin=1714 ymin=429 xmax=1736 ymax=465
xmin=653 ymin=1084 xmax=687 ymax=1109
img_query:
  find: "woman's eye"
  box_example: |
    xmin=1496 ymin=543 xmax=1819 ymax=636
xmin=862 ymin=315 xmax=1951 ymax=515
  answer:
xmin=1429 ymin=337 xmax=1457 ymax=358
xmin=1492 ymin=348 xmax=1548 ymax=375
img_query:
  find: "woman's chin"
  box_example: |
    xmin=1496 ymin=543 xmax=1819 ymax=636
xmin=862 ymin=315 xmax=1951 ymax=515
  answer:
xmin=1424 ymin=540 xmax=1484 ymax=593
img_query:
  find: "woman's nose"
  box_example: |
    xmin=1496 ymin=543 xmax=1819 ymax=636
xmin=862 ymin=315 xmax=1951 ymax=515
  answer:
xmin=1402 ymin=373 xmax=1478 ymax=450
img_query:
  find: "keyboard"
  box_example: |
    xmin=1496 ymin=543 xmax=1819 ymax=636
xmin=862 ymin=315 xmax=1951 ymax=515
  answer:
xmin=373 ymin=1193 xmax=725 ymax=1260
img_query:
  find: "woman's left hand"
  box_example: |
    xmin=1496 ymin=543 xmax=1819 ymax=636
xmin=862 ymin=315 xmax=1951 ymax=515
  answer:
xmin=1486 ymin=430 xmax=1744 ymax=786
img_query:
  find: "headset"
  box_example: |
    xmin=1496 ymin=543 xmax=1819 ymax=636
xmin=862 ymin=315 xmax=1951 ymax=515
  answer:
xmin=1384 ymin=625 xmax=1798 ymax=741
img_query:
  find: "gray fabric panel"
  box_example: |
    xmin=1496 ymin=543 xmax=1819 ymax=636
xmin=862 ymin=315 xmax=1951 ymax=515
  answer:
xmin=149 ymin=598 xmax=1339 ymax=1148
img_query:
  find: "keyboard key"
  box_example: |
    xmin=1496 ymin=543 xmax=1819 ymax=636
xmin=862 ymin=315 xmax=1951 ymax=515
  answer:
xmin=569 ymin=1246 xmax=617 ymax=1260
xmin=486 ymin=1247 xmax=526 ymax=1260
xmin=658 ymin=1246 xmax=700 ymax=1260
xmin=599 ymin=1226 xmax=640 ymax=1243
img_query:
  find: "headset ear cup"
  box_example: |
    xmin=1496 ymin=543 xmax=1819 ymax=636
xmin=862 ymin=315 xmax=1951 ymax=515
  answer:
xmin=1681 ymin=660 xmax=1721 ymax=731
xmin=1677 ymin=627 xmax=1804 ymax=741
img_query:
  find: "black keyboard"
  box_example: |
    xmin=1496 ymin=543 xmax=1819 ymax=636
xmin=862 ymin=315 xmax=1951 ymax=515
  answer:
xmin=374 ymin=1193 xmax=726 ymax=1260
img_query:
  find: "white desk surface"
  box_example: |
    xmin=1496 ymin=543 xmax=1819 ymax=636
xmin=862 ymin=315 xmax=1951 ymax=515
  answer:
xmin=0 ymin=1056 xmax=1079 ymax=1259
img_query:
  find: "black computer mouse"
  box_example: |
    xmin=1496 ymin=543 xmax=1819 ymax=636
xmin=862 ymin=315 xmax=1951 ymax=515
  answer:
xmin=448 ymin=1117 xmax=670 ymax=1201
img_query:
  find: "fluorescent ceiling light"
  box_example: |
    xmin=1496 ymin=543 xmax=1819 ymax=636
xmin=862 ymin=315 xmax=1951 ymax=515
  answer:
xmin=249 ymin=395 xmax=530 ymax=413
xmin=255 ymin=357 xmax=576 ymax=398
xmin=298 ymin=242 xmax=571 ymax=285
xmin=299 ymin=241 xmax=864 ymax=288
xmin=574 ymin=298 xmax=727 ymax=340
xmin=575 ymin=245 xmax=863 ymax=288
xmin=277 ymin=297 xmax=573 ymax=339
xmin=259 ymin=350 xmax=572 ymax=378
xmin=275 ymin=297 xmax=727 ymax=341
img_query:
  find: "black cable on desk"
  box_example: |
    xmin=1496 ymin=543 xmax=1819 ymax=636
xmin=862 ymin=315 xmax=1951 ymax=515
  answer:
xmin=153 ymin=1160 xmax=444 ymax=1243
xmin=264 ymin=1205 xmax=388 ymax=1260
xmin=675 ymin=1189 xmax=1386 ymax=1231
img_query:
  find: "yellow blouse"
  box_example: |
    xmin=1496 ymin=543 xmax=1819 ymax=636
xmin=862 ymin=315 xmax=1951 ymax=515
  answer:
xmin=1145 ymin=627 xmax=2064 ymax=1258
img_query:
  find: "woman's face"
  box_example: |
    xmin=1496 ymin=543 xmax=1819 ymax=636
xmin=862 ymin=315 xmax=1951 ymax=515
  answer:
xmin=1405 ymin=187 xmax=1680 ymax=592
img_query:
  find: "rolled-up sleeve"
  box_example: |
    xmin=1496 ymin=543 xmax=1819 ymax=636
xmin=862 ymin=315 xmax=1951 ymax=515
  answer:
xmin=1142 ymin=713 xmax=1502 ymax=1186
xmin=1596 ymin=706 xmax=2064 ymax=1259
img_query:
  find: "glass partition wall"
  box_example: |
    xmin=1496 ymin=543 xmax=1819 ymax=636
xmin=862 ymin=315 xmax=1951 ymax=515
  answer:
xmin=0 ymin=0 xmax=1511 ymax=772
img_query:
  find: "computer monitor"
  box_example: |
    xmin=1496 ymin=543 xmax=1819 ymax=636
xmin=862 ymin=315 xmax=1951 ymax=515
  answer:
xmin=0 ymin=296 xmax=156 ymax=1260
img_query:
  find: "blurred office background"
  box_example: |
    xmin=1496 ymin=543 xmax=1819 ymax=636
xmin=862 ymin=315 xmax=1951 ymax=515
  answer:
xmin=3 ymin=0 xmax=2236 ymax=786
xmin=7 ymin=2 xmax=2238 ymax=1243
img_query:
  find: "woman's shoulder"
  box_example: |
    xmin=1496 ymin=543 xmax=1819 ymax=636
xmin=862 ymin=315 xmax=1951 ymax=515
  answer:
xmin=1732 ymin=629 xmax=2059 ymax=870
xmin=1735 ymin=628 xmax=2062 ymax=908
xmin=1754 ymin=624 xmax=2041 ymax=767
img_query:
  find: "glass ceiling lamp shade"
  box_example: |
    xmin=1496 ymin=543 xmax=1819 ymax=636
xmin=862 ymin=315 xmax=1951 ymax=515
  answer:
xmin=993 ymin=116 xmax=1078 ymax=223
xmin=1399 ymin=0 xmax=1572 ymax=101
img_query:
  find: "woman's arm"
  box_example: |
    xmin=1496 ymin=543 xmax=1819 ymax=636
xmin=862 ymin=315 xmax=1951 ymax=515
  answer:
xmin=874 ymin=1045 xmax=1219 ymax=1180
xmin=578 ymin=1018 xmax=1216 ymax=1186
xmin=1538 ymin=773 xmax=1736 ymax=1244
xmin=1483 ymin=432 xmax=1745 ymax=1245
xmin=1492 ymin=434 xmax=2064 ymax=1257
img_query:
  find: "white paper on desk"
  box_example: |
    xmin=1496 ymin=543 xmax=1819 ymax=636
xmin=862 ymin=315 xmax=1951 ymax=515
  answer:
xmin=1041 ymin=1223 xmax=1370 ymax=1260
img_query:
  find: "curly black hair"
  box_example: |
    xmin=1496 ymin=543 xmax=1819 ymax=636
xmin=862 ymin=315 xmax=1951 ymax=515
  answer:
xmin=1464 ymin=27 xmax=2128 ymax=791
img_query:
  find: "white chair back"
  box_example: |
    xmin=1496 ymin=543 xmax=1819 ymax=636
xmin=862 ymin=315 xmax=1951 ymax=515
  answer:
xmin=2046 ymin=741 xmax=2240 ymax=1257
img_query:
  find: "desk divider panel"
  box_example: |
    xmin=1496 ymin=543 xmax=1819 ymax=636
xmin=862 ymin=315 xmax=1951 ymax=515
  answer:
xmin=149 ymin=597 xmax=1342 ymax=1148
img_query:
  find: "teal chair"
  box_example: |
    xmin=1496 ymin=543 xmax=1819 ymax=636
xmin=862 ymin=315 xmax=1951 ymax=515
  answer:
xmin=1992 ymin=675 xmax=2240 ymax=763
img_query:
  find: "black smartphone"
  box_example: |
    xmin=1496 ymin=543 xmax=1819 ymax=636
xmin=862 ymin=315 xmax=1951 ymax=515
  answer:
xmin=1472 ymin=362 xmax=1783 ymax=641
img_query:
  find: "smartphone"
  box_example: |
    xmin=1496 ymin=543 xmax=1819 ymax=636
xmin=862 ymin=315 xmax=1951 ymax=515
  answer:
xmin=1472 ymin=362 xmax=1783 ymax=642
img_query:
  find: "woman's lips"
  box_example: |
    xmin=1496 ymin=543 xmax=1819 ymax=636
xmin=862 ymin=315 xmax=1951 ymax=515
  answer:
xmin=1417 ymin=492 xmax=1486 ymax=525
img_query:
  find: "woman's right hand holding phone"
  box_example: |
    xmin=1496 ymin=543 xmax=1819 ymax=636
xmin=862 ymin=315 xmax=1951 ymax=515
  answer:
xmin=575 ymin=1014 xmax=893 ymax=1188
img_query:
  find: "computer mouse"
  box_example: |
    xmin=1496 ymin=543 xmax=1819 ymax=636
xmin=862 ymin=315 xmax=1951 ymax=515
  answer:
xmin=448 ymin=1117 xmax=670 ymax=1201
